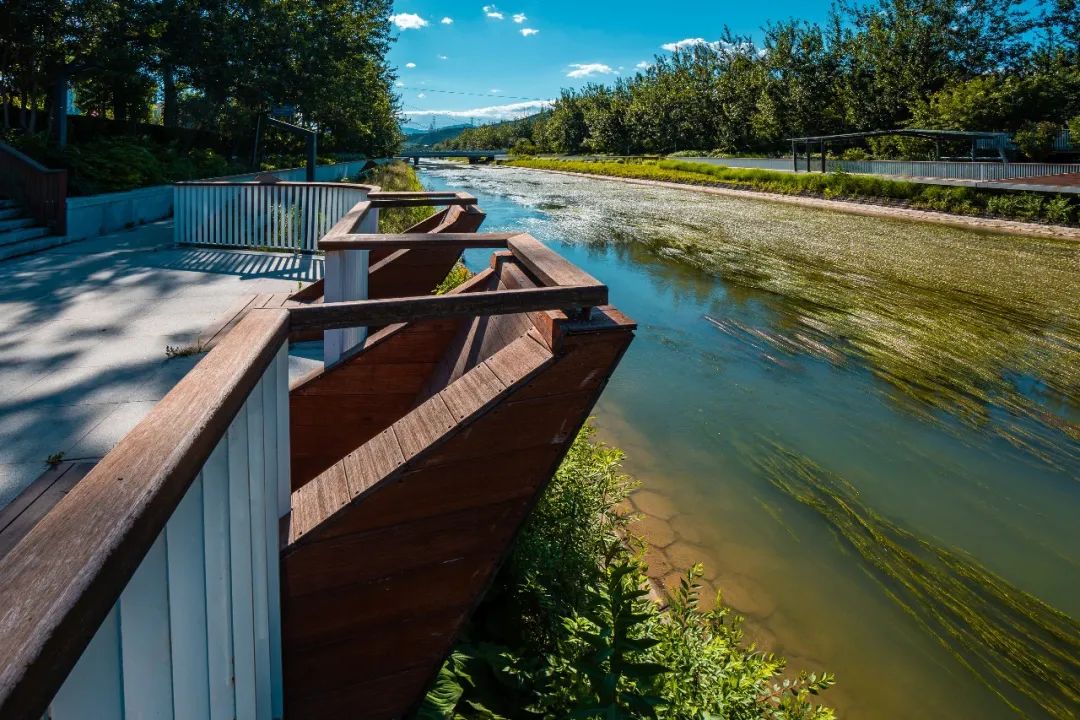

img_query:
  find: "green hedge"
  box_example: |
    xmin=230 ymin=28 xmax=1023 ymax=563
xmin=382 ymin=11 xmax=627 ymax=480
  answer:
xmin=505 ymin=158 xmax=1079 ymax=227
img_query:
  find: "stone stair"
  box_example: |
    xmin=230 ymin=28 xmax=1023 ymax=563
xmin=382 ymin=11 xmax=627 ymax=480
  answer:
xmin=0 ymin=195 xmax=68 ymax=261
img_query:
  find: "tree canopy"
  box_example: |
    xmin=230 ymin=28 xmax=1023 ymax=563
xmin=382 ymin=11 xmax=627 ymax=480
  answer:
xmin=1 ymin=0 xmax=402 ymax=155
xmin=443 ymin=0 xmax=1080 ymax=158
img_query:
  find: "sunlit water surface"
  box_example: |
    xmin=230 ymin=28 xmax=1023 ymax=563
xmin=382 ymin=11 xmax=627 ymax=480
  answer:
xmin=417 ymin=162 xmax=1080 ymax=719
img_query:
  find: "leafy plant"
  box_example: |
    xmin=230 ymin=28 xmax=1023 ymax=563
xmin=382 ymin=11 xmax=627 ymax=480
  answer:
xmin=415 ymin=428 xmax=836 ymax=720
xmin=1012 ymin=121 xmax=1061 ymax=162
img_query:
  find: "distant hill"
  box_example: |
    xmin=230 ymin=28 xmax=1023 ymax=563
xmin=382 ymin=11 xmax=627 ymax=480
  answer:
xmin=402 ymin=124 xmax=472 ymax=148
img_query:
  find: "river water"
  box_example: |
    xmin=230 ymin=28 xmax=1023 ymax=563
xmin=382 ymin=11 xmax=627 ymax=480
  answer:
xmin=416 ymin=162 xmax=1080 ymax=719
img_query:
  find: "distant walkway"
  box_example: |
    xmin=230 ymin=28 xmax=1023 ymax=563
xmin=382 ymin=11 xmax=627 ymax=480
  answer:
xmin=0 ymin=221 xmax=322 ymax=507
xmin=516 ymin=167 xmax=1080 ymax=242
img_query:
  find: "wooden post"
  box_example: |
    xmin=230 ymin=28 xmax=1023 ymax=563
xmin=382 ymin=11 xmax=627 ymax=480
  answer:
xmin=806 ymin=144 xmax=811 ymax=172
xmin=820 ymin=141 xmax=826 ymax=173
xmin=323 ymin=207 xmax=376 ymax=365
xmin=792 ymin=141 xmax=797 ymax=172
xmin=306 ymin=134 xmax=316 ymax=182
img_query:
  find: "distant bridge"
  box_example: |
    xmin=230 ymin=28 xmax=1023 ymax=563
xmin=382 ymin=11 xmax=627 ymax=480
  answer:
xmin=397 ymin=149 xmax=507 ymax=165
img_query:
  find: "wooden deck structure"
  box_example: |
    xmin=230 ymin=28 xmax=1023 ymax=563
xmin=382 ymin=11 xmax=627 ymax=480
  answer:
xmin=0 ymin=187 xmax=634 ymax=719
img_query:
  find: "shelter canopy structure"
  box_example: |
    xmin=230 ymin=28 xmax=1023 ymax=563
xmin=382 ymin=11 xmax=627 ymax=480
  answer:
xmin=788 ymin=128 xmax=1010 ymax=172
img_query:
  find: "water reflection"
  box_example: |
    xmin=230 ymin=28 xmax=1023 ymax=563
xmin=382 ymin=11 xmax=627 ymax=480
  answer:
xmin=420 ymin=163 xmax=1080 ymax=720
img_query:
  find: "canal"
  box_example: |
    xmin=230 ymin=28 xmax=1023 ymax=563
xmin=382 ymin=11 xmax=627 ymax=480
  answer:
xmin=416 ymin=161 xmax=1079 ymax=719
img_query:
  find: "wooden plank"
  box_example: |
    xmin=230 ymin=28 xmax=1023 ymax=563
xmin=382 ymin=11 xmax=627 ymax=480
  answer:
xmin=290 ymin=462 xmax=351 ymax=540
xmin=0 ymin=309 xmax=288 ymax=720
xmin=320 ymin=232 xmax=511 ymax=251
xmin=438 ymin=362 xmax=505 ymax=421
xmin=228 ymin=406 xmax=259 ymax=720
xmin=0 ymin=461 xmax=94 ymax=561
xmin=287 ymin=285 xmax=608 ymax=333
xmin=119 ymin=534 xmax=175 ymax=719
xmin=198 ymin=294 xmax=258 ymax=349
xmin=508 ymin=234 xmax=604 ymax=289
xmin=48 ymin=608 xmax=123 ymax=720
xmin=391 ymin=393 xmax=456 ymax=461
xmin=201 ymin=443 xmax=237 ymax=720
xmin=284 ymin=665 xmax=432 ymax=720
xmin=368 ymin=196 xmax=477 ymax=209
xmin=281 ymin=311 xmax=635 ymax=719
xmin=166 ymin=475 xmax=211 ymax=720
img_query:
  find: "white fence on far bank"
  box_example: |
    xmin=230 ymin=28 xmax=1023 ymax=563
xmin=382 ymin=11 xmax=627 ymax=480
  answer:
xmin=825 ymin=159 xmax=1080 ymax=181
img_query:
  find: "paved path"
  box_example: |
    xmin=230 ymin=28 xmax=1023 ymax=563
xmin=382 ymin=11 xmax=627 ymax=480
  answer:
xmin=519 ymin=167 xmax=1080 ymax=241
xmin=0 ymin=221 xmax=323 ymax=508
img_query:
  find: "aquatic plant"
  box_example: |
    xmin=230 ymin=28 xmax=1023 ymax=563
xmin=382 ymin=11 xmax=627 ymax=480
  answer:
xmin=505 ymin=158 xmax=1080 ymax=227
xmin=755 ymin=443 xmax=1080 ymax=719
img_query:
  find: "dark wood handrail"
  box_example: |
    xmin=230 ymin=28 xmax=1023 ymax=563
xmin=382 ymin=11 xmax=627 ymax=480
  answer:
xmin=0 ymin=141 xmax=67 ymax=235
xmin=287 ymin=284 xmax=608 ymax=331
xmin=319 ymin=232 xmax=513 ymax=251
xmin=318 ymin=192 xmax=482 ymax=246
xmin=0 ymin=309 xmax=289 ymax=719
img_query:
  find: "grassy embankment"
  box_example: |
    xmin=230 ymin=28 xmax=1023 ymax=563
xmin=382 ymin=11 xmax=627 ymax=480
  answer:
xmin=361 ymin=160 xmax=470 ymax=292
xmin=504 ymin=157 xmax=1080 ymax=227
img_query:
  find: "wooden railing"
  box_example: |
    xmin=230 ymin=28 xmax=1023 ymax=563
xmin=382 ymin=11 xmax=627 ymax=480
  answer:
xmin=0 ymin=141 xmax=67 ymax=235
xmin=0 ymin=193 xmax=607 ymax=720
xmin=0 ymin=309 xmax=291 ymax=720
xmin=173 ymin=180 xmax=376 ymax=252
xmin=317 ymin=190 xmax=480 ymax=363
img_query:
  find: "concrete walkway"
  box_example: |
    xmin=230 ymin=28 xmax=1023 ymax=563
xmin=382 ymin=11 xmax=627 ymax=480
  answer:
xmin=0 ymin=221 xmax=323 ymax=508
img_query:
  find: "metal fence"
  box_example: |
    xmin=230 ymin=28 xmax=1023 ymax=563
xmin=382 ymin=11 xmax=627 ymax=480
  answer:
xmin=825 ymin=159 xmax=1080 ymax=181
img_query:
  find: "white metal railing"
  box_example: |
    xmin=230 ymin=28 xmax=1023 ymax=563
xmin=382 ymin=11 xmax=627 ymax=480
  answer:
xmin=174 ymin=181 xmax=371 ymax=252
xmin=826 ymin=159 xmax=1080 ymax=181
xmin=45 ymin=342 xmax=290 ymax=720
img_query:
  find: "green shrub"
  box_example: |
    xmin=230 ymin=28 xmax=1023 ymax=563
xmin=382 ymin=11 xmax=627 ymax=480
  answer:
xmin=1044 ymin=195 xmax=1076 ymax=225
xmin=362 ymin=161 xmax=435 ymax=233
xmin=1013 ymin=121 xmax=1061 ymax=161
xmin=1069 ymin=116 xmax=1080 ymax=147
xmin=839 ymin=147 xmax=870 ymax=161
xmin=418 ymin=426 xmax=836 ymax=719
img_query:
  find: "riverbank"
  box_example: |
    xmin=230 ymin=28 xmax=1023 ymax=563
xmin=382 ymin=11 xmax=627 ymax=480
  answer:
xmin=504 ymin=159 xmax=1080 ymax=241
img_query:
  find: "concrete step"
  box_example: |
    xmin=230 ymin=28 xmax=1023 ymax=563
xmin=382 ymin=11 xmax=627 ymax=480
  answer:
xmin=0 ymin=208 xmax=22 ymax=221
xmin=0 ymin=217 xmax=34 ymax=232
xmin=0 ymin=232 xmax=73 ymax=262
xmin=0 ymin=225 xmax=49 ymax=247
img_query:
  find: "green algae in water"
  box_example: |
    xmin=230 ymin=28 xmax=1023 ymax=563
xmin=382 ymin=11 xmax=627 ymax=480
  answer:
xmin=754 ymin=442 xmax=1080 ymax=719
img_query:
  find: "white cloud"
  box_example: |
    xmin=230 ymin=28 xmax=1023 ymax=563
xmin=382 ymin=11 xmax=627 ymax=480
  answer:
xmin=661 ymin=37 xmax=713 ymax=52
xmin=566 ymin=63 xmax=615 ymax=78
xmin=520 ymin=27 xmax=538 ymax=36
xmin=395 ymin=80 xmax=404 ymax=87
xmin=512 ymin=12 xmax=527 ymax=23
xmin=483 ymin=5 xmax=504 ymax=19
xmin=438 ymin=54 xmax=448 ymax=60
xmin=440 ymin=16 xmax=453 ymax=24
xmin=635 ymin=61 xmax=651 ymax=70
xmin=660 ymin=37 xmax=760 ymax=57
xmin=417 ymin=93 xmax=426 ymax=99
xmin=390 ymin=13 xmax=428 ymax=30
xmin=490 ymin=88 xmax=500 ymax=93
xmin=405 ymin=62 xmax=416 ymax=69
xmin=404 ymin=99 xmax=553 ymax=122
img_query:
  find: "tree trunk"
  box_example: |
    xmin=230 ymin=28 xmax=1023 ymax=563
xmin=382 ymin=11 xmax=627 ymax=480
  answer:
xmin=162 ymin=66 xmax=178 ymax=127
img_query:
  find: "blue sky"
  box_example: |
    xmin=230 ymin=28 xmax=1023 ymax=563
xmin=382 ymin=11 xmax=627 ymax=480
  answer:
xmin=390 ymin=1 xmax=835 ymax=127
